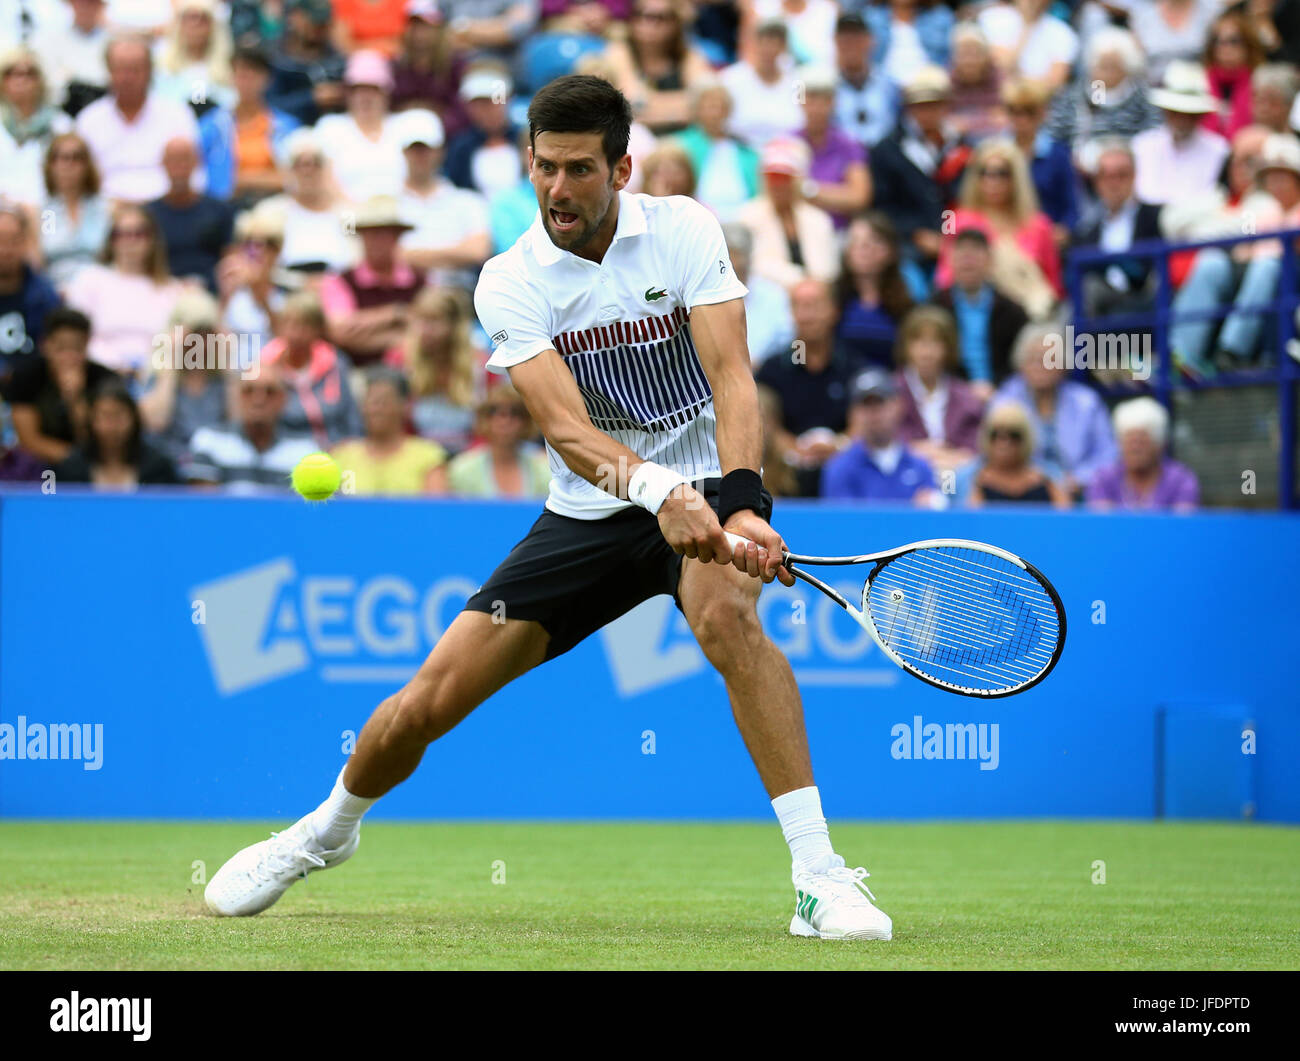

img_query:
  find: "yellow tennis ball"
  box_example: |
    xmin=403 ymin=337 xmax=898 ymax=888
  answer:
xmin=292 ymin=452 xmax=342 ymax=501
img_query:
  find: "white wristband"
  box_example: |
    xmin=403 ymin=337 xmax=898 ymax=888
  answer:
xmin=628 ymin=461 xmax=689 ymax=514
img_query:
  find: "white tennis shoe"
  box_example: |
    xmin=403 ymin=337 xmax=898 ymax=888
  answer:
xmin=790 ymin=855 xmax=893 ymax=941
xmin=204 ymin=816 xmax=358 ymax=917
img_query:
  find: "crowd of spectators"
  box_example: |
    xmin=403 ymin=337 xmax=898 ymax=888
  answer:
xmin=6 ymin=0 xmax=1293 ymax=512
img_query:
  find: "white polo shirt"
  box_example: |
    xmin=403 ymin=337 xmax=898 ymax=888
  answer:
xmin=474 ymin=191 xmax=748 ymax=520
xmin=74 ymin=92 xmax=201 ymax=203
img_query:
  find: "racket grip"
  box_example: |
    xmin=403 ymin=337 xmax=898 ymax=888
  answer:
xmin=723 ymin=532 xmax=751 ymax=552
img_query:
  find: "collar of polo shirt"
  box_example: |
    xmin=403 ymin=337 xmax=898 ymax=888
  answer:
xmin=530 ymin=190 xmax=648 ymax=267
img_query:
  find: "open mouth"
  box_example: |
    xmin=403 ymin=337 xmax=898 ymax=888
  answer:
xmin=549 ymin=208 xmax=580 ymax=232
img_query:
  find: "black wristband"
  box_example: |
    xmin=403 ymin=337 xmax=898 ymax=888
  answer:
xmin=718 ymin=468 xmax=765 ymax=526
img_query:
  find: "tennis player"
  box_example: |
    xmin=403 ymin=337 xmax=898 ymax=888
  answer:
xmin=206 ymin=75 xmax=892 ymax=942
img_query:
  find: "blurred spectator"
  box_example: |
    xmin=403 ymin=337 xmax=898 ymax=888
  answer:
xmin=65 ymin=203 xmax=187 ymax=379
xmin=606 ymin=0 xmax=712 ymax=134
xmin=865 ymin=0 xmax=953 ymax=85
xmin=391 ymin=285 xmax=486 ymax=454
xmin=198 ymin=46 xmax=302 ymax=208
xmin=152 ymin=0 xmax=235 ymax=117
xmin=1129 ymin=0 xmax=1221 ymax=86
xmin=98 ymin=0 xmax=176 ymax=37
xmin=821 ymin=367 xmax=937 ymax=504
xmin=34 ymin=132 xmax=110 ymax=293
xmin=435 ymin=384 xmax=551 ymax=497
xmin=938 ymin=139 xmax=1061 ymax=320
xmin=870 ymin=65 xmax=971 ymax=269
xmin=267 ymin=0 xmax=347 ymax=127
xmin=977 ymin=0 xmax=1076 ymax=91
xmin=893 ymin=304 xmax=984 ymax=472
xmin=720 ymin=220 xmax=792 ymax=367
xmin=54 ymin=377 xmax=179 ymax=486
xmin=756 ymin=384 xmax=799 ymax=498
xmin=933 ymin=228 xmax=1026 ymax=396
xmin=183 ymin=362 xmax=317 ymax=489
xmin=967 ymin=398 xmax=1068 ymax=507
xmin=1003 ymin=77 xmax=1078 ymax=240
xmin=0 ymin=47 xmax=74 ymax=207
xmin=641 ymin=141 xmax=696 ymax=198
xmin=539 ymin=0 xmax=626 ymax=36
xmin=1250 ymin=63 xmax=1298 ymax=135
xmin=147 ymin=137 xmax=234 ymax=292
xmin=832 ymin=12 xmax=896 ymax=148
xmin=332 ymin=366 xmax=448 ymax=494
xmin=441 ymin=0 xmax=537 ymax=61
xmin=262 ymin=129 xmax=358 ymax=274
xmin=489 ymin=127 xmax=539 ymax=253
xmin=263 ymin=290 xmax=362 ymax=446
xmin=836 ymin=211 xmax=917 ymax=369
xmin=316 ymin=49 xmax=406 ymax=202
xmin=1047 ymin=27 xmax=1160 ymax=167
xmin=1246 ymin=0 xmax=1300 ymax=66
xmin=1202 ymin=7 xmax=1264 ymax=142
xmin=218 ymin=202 xmax=287 ymax=344
xmin=756 ymin=277 xmax=857 ymax=495
xmin=444 ymin=65 xmax=523 ymax=199
xmin=1132 ymin=60 xmax=1230 ymax=206
xmin=994 ymin=321 xmax=1117 ymax=499
xmin=947 ymin=21 xmax=1003 ymax=142
xmin=719 ymin=18 xmax=802 ymax=150
xmin=390 ymin=1 xmax=469 ymax=141
xmin=1171 ymin=132 xmax=1300 ymax=375
xmin=797 ymin=64 xmax=870 ymax=231
xmin=320 ymin=194 xmax=425 ymax=366
xmin=1072 ymin=141 xmax=1163 ymax=321
xmin=737 ymin=136 xmax=838 ymax=289
xmin=672 ymin=81 xmax=758 ymax=222
xmin=333 ymin=0 xmax=409 ymax=58
xmin=31 ymin=0 xmax=110 ymax=118
xmin=0 ymin=204 xmax=61 ymax=398
xmin=138 ymin=289 xmax=233 ymax=462
xmin=74 ymin=34 xmax=201 ymax=203
xmin=748 ymin=0 xmax=838 ymax=68
xmin=1088 ymin=396 xmax=1199 ymax=511
xmin=8 ymin=306 xmax=116 ymax=466
xmin=394 ymin=108 xmax=491 ymax=290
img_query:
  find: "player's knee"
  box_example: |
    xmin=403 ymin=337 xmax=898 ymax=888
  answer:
xmin=691 ymin=588 xmax=765 ymax=663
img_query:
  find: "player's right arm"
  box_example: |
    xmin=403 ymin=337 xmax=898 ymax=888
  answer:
xmin=506 ymin=349 xmax=730 ymax=563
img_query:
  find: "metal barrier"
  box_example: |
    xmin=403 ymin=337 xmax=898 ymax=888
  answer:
xmin=1066 ymin=227 xmax=1300 ymax=508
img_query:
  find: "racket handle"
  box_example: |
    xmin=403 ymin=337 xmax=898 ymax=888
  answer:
xmin=723 ymin=532 xmax=751 ymax=552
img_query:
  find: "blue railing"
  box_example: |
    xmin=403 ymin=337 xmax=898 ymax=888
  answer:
xmin=1065 ymin=226 xmax=1300 ymax=508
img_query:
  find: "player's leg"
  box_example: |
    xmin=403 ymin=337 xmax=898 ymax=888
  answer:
xmin=204 ymin=612 xmax=550 ymax=917
xmin=678 ymin=557 xmax=892 ymax=941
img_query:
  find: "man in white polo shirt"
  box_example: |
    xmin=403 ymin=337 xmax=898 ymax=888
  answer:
xmin=74 ymin=34 xmax=200 ymax=203
xmin=205 ymin=75 xmax=894 ymax=944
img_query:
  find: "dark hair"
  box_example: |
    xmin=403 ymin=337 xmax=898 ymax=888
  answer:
xmin=838 ymin=211 xmax=914 ymax=323
xmin=364 ymin=364 xmax=410 ymax=400
xmin=527 ymin=74 xmax=632 ymax=170
xmin=84 ymin=379 xmax=142 ymax=467
xmin=953 ymin=228 xmax=991 ymax=251
xmin=43 ymin=306 xmax=92 ymax=340
xmin=232 ymin=46 xmax=272 ymax=73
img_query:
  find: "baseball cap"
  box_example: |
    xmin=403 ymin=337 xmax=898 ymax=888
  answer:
xmin=850 ymin=368 xmax=898 ymax=403
xmin=405 ymin=0 xmax=441 ymax=21
xmin=903 ymin=65 xmax=951 ymax=105
xmin=398 ymin=107 xmax=445 ymax=149
xmin=345 ymin=49 xmax=394 ymax=92
xmin=835 ymin=13 xmax=869 ymax=34
xmin=760 ymin=136 xmax=811 ymax=178
xmin=797 ymin=65 xmax=838 ymax=95
xmin=460 ymin=68 xmax=512 ymax=102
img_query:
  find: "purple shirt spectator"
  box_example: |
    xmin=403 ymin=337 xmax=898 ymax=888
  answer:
xmin=1087 ymin=458 xmax=1200 ymax=510
xmin=995 ymin=376 xmax=1117 ymax=488
xmin=803 ymin=127 xmax=866 ymax=230
xmin=895 ymin=371 xmax=985 ymax=452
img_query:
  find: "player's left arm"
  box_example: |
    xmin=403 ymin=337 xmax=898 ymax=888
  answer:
xmin=690 ymin=297 xmax=794 ymax=587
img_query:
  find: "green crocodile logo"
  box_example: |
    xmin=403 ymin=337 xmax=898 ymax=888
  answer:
xmin=644 ymin=287 xmax=668 ymax=302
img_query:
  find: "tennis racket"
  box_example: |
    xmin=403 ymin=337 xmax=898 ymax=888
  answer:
xmin=725 ymin=533 xmax=1066 ymax=698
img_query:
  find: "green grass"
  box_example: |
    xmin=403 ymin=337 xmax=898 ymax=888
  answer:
xmin=1 ymin=820 xmax=1296 ymax=970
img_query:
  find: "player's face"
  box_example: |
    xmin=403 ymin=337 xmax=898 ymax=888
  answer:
xmin=530 ymin=131 xmax=631 ymax=256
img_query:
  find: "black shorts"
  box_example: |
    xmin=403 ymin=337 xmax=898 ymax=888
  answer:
xmin=463 ymin=477 xmax=774 ymax=661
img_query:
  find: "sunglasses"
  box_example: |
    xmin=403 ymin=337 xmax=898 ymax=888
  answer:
xmin=51 ymin=150 xmax=87 ymax=162
xmin=635 ymin=10 xmax=676 ymax=21
xmin=1214 ymin=35 xmax=1244 ymax=46
xmin=240 ymin=383 xmax=282 ymax=396
xmin=979 ymin=167 xmax=1013 ymax=179
xmin=111 ymin=227 xmax=150 ymax=240
xmin=3 ymin=66 xmax=38 ymax=78
xmin=989 ymin=427 xmax=1024 ymax=442
xmin=486 ymin=404 xmax=527 ymax=418
xmin=292 ymin=155 xmax=323 ymax=168
xmin=1005 ymin=105 xmax=1039 ymax=116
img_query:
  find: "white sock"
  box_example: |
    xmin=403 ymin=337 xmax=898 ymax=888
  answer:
xmin=772 ymin=785 xmax=835 ymax=875
xmin=308 ymin=767 xmax=376 ymax=848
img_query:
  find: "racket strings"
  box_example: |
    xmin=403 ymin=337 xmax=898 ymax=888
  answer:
xmin=865 ymin=546 xmax=1061 ymax=693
